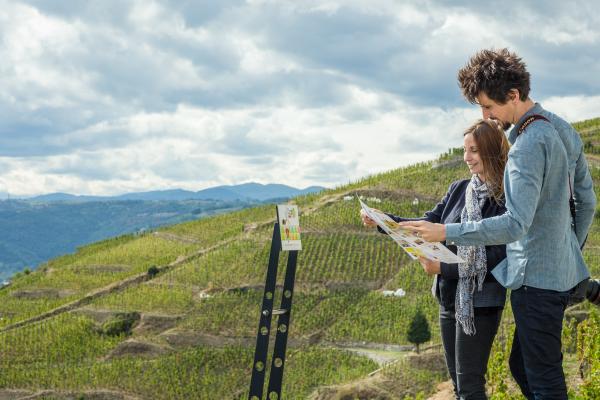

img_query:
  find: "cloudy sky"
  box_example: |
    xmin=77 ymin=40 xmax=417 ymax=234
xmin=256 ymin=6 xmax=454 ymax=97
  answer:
xmin=1 ymin=0 xmax=599 ymax=196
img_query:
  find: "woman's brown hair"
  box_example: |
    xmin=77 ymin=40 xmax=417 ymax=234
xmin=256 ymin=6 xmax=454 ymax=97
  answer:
xmin=464 ymin=119 xmax=510 ymax=202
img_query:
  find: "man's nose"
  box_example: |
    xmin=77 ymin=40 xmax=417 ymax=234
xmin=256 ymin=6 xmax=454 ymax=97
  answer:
xmin=482 ymin=109 xmax=491 ymax=119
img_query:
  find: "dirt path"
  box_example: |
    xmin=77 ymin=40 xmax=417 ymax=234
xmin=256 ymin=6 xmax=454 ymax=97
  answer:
xmin=346 ymin=347 xmax=404 ymax=366
xmin=151 ymin=231 xmax=200 ymax=244
xmin=0 ymin=238 xmax=234 ymax=333
xmin=0 ymin=389 xmax=140 ymax=400
xmin=426 ymin=381 xmax=455 ymax=400
xmin=0 ymin=192 xmax=348 ymax=334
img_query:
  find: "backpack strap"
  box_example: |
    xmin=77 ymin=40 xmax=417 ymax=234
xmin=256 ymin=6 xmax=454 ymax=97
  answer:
xmin=516 ymin=114 xmax=578 ymax=235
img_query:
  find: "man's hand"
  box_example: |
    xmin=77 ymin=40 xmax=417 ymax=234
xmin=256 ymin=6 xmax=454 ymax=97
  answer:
xmin=418 ymin=256 xmax=441 ymax=276
xmin=360 ymin=209 xmax=378 ymax=228
xmin=399 ymin=220 xmax=446 ymax=242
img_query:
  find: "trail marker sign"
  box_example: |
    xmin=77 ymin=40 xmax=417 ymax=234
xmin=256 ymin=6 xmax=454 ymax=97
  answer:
xmin=277 ymin=204 xmax=301 ymax=251
xmin=248 ymin=205 xmax=301 ymax=400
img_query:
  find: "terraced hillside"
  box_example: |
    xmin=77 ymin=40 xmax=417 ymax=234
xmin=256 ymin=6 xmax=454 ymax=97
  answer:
xmin=1 ymin=118 xmax=600 ymax=399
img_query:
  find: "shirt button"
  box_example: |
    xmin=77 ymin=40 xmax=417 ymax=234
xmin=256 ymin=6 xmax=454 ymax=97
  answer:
xmin=450 ymin=241 xmax=455 ymax=245
xmin=520 ymin=273 xmax=524 ymax=276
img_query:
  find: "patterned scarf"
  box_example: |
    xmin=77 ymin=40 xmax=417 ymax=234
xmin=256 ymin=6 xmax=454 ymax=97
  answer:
xmin=456 ymin=174 xmax=488 ymax=335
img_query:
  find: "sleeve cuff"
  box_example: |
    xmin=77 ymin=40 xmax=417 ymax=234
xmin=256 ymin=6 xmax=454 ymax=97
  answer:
xmin=445 ymin=223 xmax=461 ymax=246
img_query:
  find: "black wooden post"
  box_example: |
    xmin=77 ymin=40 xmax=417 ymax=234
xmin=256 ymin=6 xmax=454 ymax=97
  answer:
xmin=248 ymin=223 xmax=281 ymax=400
xmin=266 ymin=250 xmax=298 ymax=399
xmin=248 ymin=206 xmax=300 ymax=400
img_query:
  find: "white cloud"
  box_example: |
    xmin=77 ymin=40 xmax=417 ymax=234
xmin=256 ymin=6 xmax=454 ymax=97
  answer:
xmin=1 ymin=94 xmax=479 ymax=196
xmin=0 ymin=2 xmax=96 ymax=108
xmin=541 ymin=95 xmax=600 ymax=123
xmin=0 ymin=0 xmax=599 ymax=196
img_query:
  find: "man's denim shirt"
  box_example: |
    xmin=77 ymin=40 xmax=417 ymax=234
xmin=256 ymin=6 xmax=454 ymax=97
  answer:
xmin=446 ymin=103 xmax=596 ymax=291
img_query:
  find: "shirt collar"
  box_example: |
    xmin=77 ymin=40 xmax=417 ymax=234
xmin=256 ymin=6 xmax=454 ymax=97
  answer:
xmin=508 ymin=102 xmax=544 ymax=144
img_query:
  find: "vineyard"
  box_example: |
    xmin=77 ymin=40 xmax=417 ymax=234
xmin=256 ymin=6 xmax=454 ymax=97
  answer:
xmin=1 ymin=117 xmax=600 ymax=399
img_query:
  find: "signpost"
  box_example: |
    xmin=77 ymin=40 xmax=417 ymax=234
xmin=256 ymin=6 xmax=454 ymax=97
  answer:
xmin=248 ymin=205 xmax=301 ymax=400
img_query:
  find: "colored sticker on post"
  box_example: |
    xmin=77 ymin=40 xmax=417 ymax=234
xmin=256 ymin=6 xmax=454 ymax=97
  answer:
xmin=277 ymin=205 xmax=302 ymax=251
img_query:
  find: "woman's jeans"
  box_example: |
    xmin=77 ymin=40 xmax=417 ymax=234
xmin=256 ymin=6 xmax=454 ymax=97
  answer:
xmin=509 ymin=286 xmax=570 ymax=400
xmin=440 ymin=306 xmax=503 ymax=400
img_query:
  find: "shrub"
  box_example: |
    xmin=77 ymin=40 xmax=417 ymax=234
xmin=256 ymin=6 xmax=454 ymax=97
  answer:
xmin=100 ymin=313 xmax=140 ymax=336
xmin=407 ymin=309 xmax=431 ymax=353
xmin=147 ymin=265 xmax=160 ymax=278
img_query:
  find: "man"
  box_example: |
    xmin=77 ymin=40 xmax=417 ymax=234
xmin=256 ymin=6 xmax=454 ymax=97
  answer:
xmin=401 ymin=48 xmax=596 ymax=399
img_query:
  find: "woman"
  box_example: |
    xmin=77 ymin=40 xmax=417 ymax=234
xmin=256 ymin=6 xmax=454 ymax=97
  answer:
xmin=361 ymin=119 xmax=510 ymax=400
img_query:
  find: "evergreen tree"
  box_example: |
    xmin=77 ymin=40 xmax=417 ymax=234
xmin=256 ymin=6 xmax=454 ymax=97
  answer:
xmin=407 ymin=309 xmax=431 ymax=354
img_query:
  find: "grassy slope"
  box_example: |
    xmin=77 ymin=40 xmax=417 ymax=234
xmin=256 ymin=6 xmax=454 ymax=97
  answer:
xmin=0 ymin=118 xmax=599 ymax=399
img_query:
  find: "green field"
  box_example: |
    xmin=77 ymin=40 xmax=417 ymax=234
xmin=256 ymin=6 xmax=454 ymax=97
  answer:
xmin=1 ymin=118 xmax=599 ymax=399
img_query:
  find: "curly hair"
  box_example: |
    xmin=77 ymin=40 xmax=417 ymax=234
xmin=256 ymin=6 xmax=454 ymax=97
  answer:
xmin=457 ymin=48 xmax=530 ymax=105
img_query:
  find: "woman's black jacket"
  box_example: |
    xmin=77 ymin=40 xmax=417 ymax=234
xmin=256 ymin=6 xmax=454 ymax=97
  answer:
xmin=381 ymin=179 xmax=507 ymax=308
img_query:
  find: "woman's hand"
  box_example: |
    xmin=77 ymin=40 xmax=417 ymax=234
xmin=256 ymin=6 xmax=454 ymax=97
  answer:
xmin=360 ymin=209 xmax=378 ymax=228
xmin=418 ymin=256 xmax=441 ymax=276
xmin=399 ymin=220 xmax=446 ymax=242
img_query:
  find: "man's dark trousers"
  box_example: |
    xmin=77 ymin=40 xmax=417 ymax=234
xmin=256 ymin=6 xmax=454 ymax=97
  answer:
xmin=509 ymin=286 xmax=570 ymax=399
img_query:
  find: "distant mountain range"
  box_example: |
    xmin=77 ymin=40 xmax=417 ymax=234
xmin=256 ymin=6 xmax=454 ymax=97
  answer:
xmin=0 ymin=183 xmax=325 ymax=280
xmin=25 ymin=183 xmax=325 ymax=203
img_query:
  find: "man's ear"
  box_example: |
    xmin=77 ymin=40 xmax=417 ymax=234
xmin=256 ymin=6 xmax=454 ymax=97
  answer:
xmin=509 ymin=89 xmax=520 ymax=103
